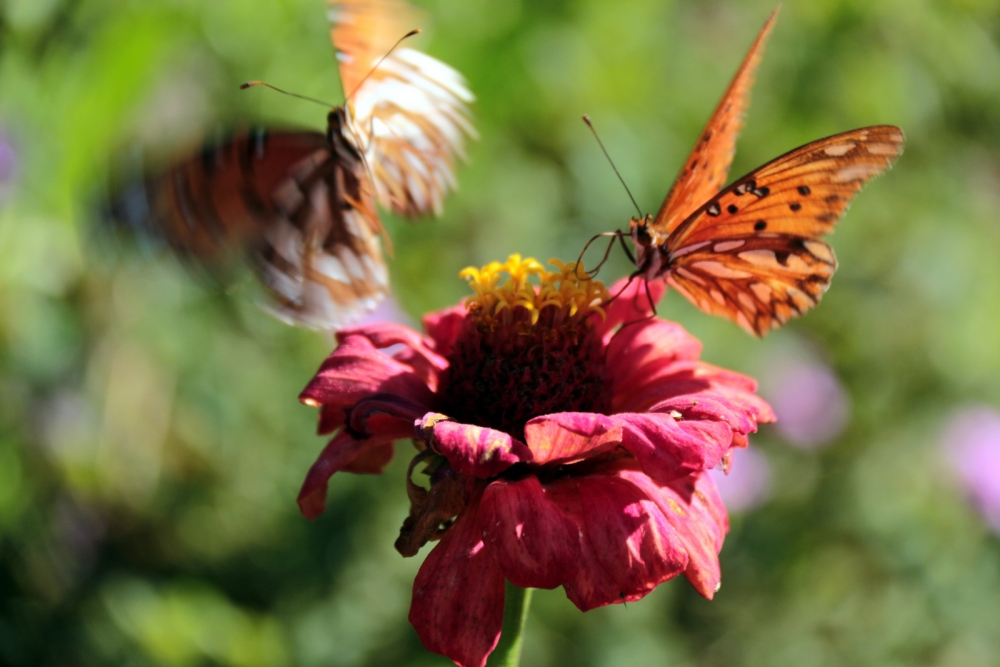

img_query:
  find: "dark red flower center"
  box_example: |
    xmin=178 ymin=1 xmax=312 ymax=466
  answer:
xmin=437 ymin=256 xmax=612 ymax=441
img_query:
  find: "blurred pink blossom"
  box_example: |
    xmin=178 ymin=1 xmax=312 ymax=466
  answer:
xmin=0 ymin=129 xmax=17 ymax=200
xmin=710 ymin=445 xmax=772 ymax=513
xmin=942 ymin=406 xmax=1000 ymax=533
xmin=761 ymin=354 xmax=850 ymax=449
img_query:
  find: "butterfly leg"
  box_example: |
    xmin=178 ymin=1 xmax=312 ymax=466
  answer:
xmin=617 ymin=232 xmax=636 ymax=264
xmin=575 ymin=231 xmax=627 ymax=280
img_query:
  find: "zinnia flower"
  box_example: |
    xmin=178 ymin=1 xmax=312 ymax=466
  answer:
xmin=298 ymin=255 xmax=774 ymax=667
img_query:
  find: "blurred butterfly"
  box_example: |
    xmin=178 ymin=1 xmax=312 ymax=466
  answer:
xmin=594 ymin=8 xmax=903 ymax=336
xmin=108 ymin=0 xmax=474 ymax=329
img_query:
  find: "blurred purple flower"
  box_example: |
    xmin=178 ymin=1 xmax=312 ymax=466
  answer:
xmin=709 ymin=445 xmax=772 ymax=513
xmin=0 ymin=129 xmax=17 ymax=200
xmin=942 ymin=406 xmax=1000 ymax=533
xmin=762 ymin=355 xmax=850 ymax=449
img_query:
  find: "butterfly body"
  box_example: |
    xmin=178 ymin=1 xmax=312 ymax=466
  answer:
xmin=615 ymin=9 xmax=903 ymax=336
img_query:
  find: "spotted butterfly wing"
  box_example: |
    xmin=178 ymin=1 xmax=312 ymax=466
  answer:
xmin=664 ymin=126 xmax=904 ymax=335
xmin=330 ymin=0 xmax=475 ymax=217
xmin=630 ymin=9 xmax=903 ymax=336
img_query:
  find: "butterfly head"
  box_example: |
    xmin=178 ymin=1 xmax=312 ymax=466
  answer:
xmin=629 ymin=213 xmax=670 ymax=279
xmin=326 ymin=107 xmax=364 ymax=162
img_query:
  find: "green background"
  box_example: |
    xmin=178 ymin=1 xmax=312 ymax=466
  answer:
xmin=2 ymin=0 xmax=1000 ymax=665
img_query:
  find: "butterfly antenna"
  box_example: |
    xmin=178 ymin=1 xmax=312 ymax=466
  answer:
xmin=240 ymin=81 xmax=335 ymax=108
xmin=582 ymin=115 xmax=642 ymax=218
xmin=345 ymin=29 xmax=421 ymax=101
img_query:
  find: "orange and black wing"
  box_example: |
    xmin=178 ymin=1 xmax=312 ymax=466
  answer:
xmin=107 ymin=129 xmax=389 ymax=330
xmin=111 ymin=129 xmax=328 ymax=258
xmin=651 ymin=8 xmax=777 ymax=234
xmin=665 ymin=125 xmax=904 ymax=336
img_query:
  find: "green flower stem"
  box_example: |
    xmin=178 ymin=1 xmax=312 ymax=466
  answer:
xmin=487 ymin=582 xmax=533 ymax=667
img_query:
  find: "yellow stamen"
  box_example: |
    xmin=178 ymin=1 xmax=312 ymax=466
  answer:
xmin=460 ymin=255 xmax=610 ymax=326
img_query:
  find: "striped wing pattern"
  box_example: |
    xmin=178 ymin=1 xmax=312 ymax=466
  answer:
xmin=665 ymin=126 xmax=904 ymax=335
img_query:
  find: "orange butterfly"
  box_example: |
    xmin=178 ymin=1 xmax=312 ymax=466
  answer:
xmin=109 ymin=0 xmax=474 ymax=329
xmin=615 ymin=8 xmax=903 ymax=336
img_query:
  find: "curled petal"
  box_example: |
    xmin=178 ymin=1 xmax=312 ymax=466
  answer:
xmin=523 ymin=413 xmax=623 ymax=464
xmin=298 ymin=395 xmax=427 ymax=519
xmin=298 ymin=431 xmax=390 ymax=519
xmin=616 ymin=412 xmax=734 ymax=482
xmin=623 ymin=469 xmax=729 ymax=598
xmin=650 ymin=393 xmax=761 ymax=445
xmin=420 ymin=416 xmax=532 ymax=478
xmin=300 ymin=332 xmax=436 ymax=432
xmin=343 ymin=322 xmax=449 ymax=389
xmin=480 ymin=476 xmax=580 ymax=589
xmin=341 ymin=442 xmax=394 ymax=474
xmin=410 ymin=487 xmax=505 ymax=667
xmin=546 ymin=464 xmax=688 ymax=610
xmin=346 ymin=393 xmax=431 ymax=439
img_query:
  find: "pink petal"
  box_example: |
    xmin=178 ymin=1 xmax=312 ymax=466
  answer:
xmin=421 ymin=417 xmax=532 ymax=478
xmin=298 ymin=396 xmax=426 ymax=519
xmin=593 ymin=277 xmax=667 ymax=342
xmin=410 ymin=487 xmax=505 ymax=667
xmin=346 ymin=322 xmax=449 ymax=389
xmin=341 ymin=443 xmax=394 ymax=474
xmin=649 ymin=393 xmax=759 ymax=444
xmin=298 ymin=432 xmax=388 ymax=519
xmin=300 ymin=332 xmax=436 ymax=432
xmin=345 ymin=394 xmax=431 ymax=439
xmin=480 ymin=476 xmax=581 ymax=589
xmin=422 ymin=305 xmax=468 ymax=358
xmin=615 ymin=412 xmax=735 ymax=482
xmin=546 ymin=464 xmax=688 ymax=611
xmin=604 ymin=320 xmax=703 ymax=412
xmin=523 ymin=413 xmax=623 ymax=464
xmin=623 ymin=469 xmax=729 ymax=598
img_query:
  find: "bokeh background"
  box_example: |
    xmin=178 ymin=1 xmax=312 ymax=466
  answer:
xmin=3 ymin=0 xmax=1000 ymax=665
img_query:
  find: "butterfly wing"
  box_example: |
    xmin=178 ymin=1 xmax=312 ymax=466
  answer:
xmin=651 ymin=8 xmax=778 ymax=234
xmin=328 ymin=0 xmax=475 ymax=218
xmin=110 ymin=130 xmax=329 ymax=258
xmin=261 ymin=143 xmax=389 ymax=329
xmin=665 ymin=125 xmax=905 ymax=336
xmin=108 ymin=129 xmax=389 ymax=330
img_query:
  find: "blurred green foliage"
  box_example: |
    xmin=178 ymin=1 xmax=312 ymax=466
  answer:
xmin=2 ymin=0 xmax=1000 ymax=665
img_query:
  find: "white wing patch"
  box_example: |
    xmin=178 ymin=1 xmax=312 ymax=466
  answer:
xmin=344 ymin=47 xmax=476 ymax=218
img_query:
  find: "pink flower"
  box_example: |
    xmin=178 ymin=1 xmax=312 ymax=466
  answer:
xmin=760 ymin=348 xmax=850 ymax=449
xmin=942 ymin=405 xmax=1000 ymax=533
xmin=298 ymin=257 xmax=774 ymax=667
